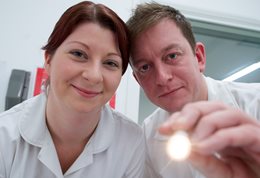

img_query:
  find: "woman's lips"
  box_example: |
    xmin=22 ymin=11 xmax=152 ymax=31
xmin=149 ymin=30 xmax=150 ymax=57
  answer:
xmin=72 ymin=85 xmax=101 ymax=98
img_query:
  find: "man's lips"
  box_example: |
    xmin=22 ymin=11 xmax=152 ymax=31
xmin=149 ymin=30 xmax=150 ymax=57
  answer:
xmin=158 ymin=87 xmax=183 ymax=98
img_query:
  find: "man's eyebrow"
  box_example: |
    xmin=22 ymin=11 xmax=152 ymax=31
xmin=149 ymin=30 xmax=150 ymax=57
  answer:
xmin=162 ymin=43 xmax=181 ymax=52
xmin=131 ymin=43 xmax=182 ymax=65
xmin=131 ymin=58 xmax=146 ymax=67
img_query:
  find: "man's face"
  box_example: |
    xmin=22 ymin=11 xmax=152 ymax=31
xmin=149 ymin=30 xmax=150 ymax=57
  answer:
xmin=131 ymin=19 xmax=207 ymax=113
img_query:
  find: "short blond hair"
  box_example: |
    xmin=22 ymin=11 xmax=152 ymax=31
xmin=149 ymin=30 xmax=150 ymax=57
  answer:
xmin=127 ymin=2 xmax=196 ymax=54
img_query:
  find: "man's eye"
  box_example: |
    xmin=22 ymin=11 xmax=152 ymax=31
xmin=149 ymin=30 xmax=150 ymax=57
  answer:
xmin=139 ymin=64 xmax=150 ymax=73
xmin=168 ymin=53 xmax=177 ymax=60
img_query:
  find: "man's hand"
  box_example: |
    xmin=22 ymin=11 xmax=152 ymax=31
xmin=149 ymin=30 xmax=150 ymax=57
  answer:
xmin=159 ymin=101 xmax=260 ymax=178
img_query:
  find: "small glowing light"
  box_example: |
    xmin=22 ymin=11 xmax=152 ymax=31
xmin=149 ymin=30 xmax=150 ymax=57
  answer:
xmin=167 ymin=130 xmax=191 ymax=161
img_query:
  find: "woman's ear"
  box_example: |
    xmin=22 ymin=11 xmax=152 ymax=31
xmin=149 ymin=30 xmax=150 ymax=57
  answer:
xmin=195 ymin=42 xmax=206 ymax=73
xmin=44 ymin=51 xmax=51 ymax=75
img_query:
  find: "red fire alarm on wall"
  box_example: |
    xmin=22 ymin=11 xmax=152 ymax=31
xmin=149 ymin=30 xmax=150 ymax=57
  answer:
xmin=33 ymin=67 xmax=48 ymax=96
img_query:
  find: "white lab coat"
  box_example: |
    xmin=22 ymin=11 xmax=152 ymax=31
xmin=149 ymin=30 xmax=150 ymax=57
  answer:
xmin=0 ymin=93 xmax=145 ymax=178
xmin=143 ymin=76 xmax=260 ymax=178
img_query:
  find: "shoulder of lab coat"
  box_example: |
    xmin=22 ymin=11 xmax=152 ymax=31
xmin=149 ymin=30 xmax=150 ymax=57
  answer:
xmin=205 ymin=76 xmax=260 ymax=119
xmin=0 ymin=93 xmax=146 ymax=178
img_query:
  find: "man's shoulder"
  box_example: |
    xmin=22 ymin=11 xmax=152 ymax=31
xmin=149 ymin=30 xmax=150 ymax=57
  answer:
xmin=205 ymin=76 xmax=260 ymax=94
xmin=206 ymin=76 xmax=260 ymax=118
xmin=142 ymin=108 xmax=170 ymax=138
xmin=143 ymin=108 xmax=165 ymax=125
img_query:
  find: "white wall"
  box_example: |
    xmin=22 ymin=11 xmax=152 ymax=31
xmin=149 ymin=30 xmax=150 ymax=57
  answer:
xmin=1 ymin=0 xmax=260 ymax=122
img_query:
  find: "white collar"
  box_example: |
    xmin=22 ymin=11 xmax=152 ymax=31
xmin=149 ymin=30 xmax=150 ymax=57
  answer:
xmin=19 ymin=93 xmax=116 ymax=152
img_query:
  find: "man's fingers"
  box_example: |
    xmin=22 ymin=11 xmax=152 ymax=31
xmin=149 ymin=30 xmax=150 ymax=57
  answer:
xmin=159 ymin=101 xmax=229 ymax=135
xmin=158 ymin=112 xmax=181 ymax=135
xmin=191 ymin=108 xmax=255 ymax=141
xmin=193 ymin=124 xmax=260 ymax=155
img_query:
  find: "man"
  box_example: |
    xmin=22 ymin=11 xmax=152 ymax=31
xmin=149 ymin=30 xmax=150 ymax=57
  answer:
xmin=127 ymin=2 xmax=260 ymax=178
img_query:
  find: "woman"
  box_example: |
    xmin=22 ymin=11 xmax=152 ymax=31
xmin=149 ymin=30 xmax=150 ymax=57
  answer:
xmin=0 ymin=1 xmax=144 ymax=178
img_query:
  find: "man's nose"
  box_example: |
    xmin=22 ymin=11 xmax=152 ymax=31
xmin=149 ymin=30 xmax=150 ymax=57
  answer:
xmin=154 ymin=64 xmax=173 ymax=86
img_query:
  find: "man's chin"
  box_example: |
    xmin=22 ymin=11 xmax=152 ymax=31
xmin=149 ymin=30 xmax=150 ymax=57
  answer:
xmin=158 ymin=101 xmax=186 ymax=113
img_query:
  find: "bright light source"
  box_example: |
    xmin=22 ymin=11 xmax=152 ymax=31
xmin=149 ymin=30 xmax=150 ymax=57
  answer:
xmin=223 ymin=61 xmax=260 ymax=81
xmin=167 ymin=131 xmax=191 ymax=161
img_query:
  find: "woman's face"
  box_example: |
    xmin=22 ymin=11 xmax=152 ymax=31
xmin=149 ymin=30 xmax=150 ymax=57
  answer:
xmin=45 ymin=22 xmax=122 ymax=113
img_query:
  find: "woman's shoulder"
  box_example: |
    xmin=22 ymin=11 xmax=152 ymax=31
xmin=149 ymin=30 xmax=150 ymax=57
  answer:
xmin=101 ymin=105 xmax=144 ymax=142
xmin=0 ymin=94 xmax=45 ymax=143
xmin=0 ymin=101 xmax=26 ymax=133
xmin=110 ymin=108 xmax=142 ymax=133
xmin=0 ymin=101 xmax=26 ymax=152
xmin=97 ymin=105 xmax=144 ymax=151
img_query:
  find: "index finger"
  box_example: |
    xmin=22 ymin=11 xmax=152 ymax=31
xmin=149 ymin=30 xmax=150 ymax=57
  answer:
xmin=159 ymin=101 xmax=228 ymax=135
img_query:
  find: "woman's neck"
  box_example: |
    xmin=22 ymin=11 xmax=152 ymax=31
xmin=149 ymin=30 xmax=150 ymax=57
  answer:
xmin=45 ymin=94 xmax=101 ymax=145
xmin=45 ymin=93 xmax=102 ymax=173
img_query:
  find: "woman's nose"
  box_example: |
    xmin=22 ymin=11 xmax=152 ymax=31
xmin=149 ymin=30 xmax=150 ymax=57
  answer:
xmin=82 ymin=63 xmax=103 ymax=84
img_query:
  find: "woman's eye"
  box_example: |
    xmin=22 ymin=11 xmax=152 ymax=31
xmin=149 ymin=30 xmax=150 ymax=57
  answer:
xmin=104 ymin=59 xmax=121 ymax=70
xmin=70 ymin=50 xmax=87 ymax=60
xmin=106 ymin=61 xmax=119 ymax=68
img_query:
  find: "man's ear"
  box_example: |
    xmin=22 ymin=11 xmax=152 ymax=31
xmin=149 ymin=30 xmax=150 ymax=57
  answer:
xmin=44 ymin=51 xmax=51 ymax=75
xmin=195 ymin=42 xmax=206 ymax=73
